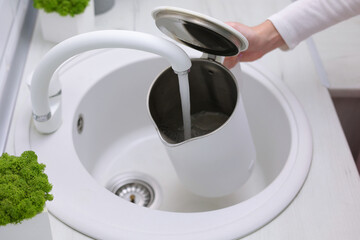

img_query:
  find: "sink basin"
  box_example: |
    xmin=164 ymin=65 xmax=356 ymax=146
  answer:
xmin=14 ymin=48 xmax=312 ymax=239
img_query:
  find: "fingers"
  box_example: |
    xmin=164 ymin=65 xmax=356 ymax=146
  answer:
xmin=224 ymin=21 xmax=285 ymax=65
xmin=223 ymin=55 xmax=237 ymax=69
xmin=223 ymin=54 xmax=242 ymax=69
xmin=226 ymin=22 xmax=249 ymax=33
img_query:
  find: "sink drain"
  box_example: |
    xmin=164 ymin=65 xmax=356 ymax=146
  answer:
xmin=115 ymin=180 xmax=154 ymax=207
xmin=107 ymin=173 xmax=160 ymax=208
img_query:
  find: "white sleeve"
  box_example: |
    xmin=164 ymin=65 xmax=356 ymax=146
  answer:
xmin=268 ymin=0 xmax=360 ymax=49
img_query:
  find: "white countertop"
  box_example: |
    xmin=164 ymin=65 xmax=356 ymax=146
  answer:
xmin=7 ymin=0 xmax=360 ymax=239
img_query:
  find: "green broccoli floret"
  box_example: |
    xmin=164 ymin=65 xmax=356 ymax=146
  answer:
xmin=33 ymin=0 xmax=90 ymax=17
xmin=0 ymin=151 xmax=53 ymax=226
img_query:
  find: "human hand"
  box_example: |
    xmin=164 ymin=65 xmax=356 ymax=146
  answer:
xmin=224 ymin=20 xmax=286 ymax=68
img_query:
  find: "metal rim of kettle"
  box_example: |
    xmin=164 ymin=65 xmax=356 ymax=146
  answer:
xmin=152 ymin=6 xmax=249 ymax=56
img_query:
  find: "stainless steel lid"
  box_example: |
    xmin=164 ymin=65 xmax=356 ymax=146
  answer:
xmin=152 ymin=7 xmax=248 ymax=56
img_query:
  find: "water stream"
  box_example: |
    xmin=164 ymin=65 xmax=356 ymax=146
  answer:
xmin=177 ymin=73 xmax=191 ymax=140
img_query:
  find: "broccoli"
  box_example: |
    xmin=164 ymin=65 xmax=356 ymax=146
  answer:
xmin=33 ymin=0 xmax=90 ymax=17
xmin=0 ymin=151 xmax=53 ymax=226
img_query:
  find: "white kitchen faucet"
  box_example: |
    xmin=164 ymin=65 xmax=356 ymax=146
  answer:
xmin=30 ymin=30 xmax=192 ymax=133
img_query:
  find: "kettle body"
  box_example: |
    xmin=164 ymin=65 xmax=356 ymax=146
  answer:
xmin=148 ymin=59 xmax=256 ymax=197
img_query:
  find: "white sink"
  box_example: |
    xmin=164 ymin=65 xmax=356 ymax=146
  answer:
xmin=14 ymin=49 xmax=312 ymax=239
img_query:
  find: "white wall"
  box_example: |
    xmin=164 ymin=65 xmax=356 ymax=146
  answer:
xmin=0 ymin=0 xmax=26 ymax=83
xmin=0 ymin=0 xmax=33 ymax=153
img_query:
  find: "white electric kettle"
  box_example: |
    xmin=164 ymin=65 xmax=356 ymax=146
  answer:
xmin=148 ymin=7 xmax=256 ymax=197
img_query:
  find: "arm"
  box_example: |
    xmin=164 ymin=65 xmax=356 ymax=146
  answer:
xmin=224 ymin=0 xmax=360 ymax=67
xmin=269 ymin=0 xmax=360 ymax=49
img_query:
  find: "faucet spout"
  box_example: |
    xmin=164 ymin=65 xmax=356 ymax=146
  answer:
xmin=30 ymin=30 xmax=192 ymax=134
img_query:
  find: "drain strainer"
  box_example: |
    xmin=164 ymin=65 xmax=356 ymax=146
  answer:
xmin=115 ymin=180 xmax=154 ymax=207
xmin=107 ymin=173 xmax=160 ymax=208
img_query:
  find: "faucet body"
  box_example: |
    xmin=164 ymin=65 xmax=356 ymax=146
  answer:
xmin=30 ymin=30 xmax=192 ymax=133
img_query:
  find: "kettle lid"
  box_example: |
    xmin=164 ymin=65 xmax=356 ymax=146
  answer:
xmin=152 ymin=6 xmax=248 ymax=56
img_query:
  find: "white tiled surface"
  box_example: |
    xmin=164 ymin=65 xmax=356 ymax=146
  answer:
xmin=8 ymin=0 xmax=360 ymax=239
